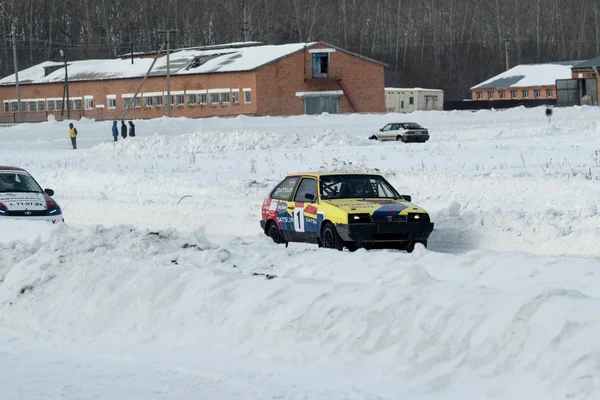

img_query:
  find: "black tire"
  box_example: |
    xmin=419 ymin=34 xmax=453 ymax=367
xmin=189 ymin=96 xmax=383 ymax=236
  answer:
xmin=266 ymin=221 xmax=284 ymax=245
xmin=396 ymin=135 xmax=405 ymax=142
xmin=321 ymin=222 xmax=344 ymax=251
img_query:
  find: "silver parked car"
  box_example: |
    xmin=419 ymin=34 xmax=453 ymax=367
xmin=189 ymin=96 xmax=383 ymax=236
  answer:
xmin=369 ymin=122 xmax=429 ymax=142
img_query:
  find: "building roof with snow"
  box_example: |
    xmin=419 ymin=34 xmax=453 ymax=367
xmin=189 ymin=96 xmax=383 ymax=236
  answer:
xmin=470 ymin=61 xmax=582 ymax=90
xmin=0 ymin=41 xmax=387 ymax=87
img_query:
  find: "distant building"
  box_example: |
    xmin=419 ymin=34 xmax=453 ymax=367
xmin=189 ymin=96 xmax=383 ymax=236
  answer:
xmin=470 ymin=61 xmax=581 ymax=102
xmin=0 ymin=41 xmax=387 ymax=123
xmin=385 ymin=87 xmax=444 ymax=113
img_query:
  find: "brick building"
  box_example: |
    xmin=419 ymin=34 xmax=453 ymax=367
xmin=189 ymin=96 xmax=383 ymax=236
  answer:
xmin=0 ymin=41 xmax=386 ymax=123
xmin=470 ymin=61 xmax=581 ymax=102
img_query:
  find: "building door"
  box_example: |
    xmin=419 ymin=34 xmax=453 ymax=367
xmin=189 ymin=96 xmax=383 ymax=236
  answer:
xmin=304 ymin=95 xmax=339 ymax=115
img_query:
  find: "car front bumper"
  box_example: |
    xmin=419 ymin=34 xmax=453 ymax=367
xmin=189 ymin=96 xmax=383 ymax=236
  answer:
xmin=1 ymin=214 xmax=64 ymax=224
xmin=336 ymin=221 xmax=434 ymax=244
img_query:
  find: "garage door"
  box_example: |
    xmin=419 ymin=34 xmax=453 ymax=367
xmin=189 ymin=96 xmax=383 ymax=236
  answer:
xmin=304 ymin=95 xmax=339 ymax=115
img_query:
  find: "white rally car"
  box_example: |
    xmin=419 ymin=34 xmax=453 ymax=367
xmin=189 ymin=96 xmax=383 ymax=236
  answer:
xmin=0 ymin=166 xmax=64 ymax=224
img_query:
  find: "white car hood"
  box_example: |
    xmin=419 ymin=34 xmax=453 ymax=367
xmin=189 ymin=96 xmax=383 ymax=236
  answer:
xmin=0 ymin=192 xmax=47 ymax=211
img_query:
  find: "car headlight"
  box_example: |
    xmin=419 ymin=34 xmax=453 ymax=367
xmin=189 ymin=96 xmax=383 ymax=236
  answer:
xmin=348 ymin=213 xmax=371 ymax=223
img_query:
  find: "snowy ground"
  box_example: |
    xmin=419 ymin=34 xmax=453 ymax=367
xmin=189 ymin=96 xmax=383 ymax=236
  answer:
xmin=2 ymin=106 xmax=600 ymax=399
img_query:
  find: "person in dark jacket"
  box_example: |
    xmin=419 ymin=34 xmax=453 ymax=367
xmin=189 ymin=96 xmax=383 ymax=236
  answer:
xmin=120 ymin=120 xmax=127 ymax=139
xmin=112 ymin=121 xmax=118 ymax=141
xmin=128 ymin=121 xmax=136 ymax=137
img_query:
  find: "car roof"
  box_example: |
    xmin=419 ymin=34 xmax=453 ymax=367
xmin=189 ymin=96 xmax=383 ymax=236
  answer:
xmin=0 ymin=166 xmax=27 ymax=172
xmin=285 ymin=172 xmax=384 ymax=178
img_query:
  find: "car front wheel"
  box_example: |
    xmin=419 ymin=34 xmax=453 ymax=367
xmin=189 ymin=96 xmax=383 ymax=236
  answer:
xmin=321 ymin=222 xmax=344 ymax=251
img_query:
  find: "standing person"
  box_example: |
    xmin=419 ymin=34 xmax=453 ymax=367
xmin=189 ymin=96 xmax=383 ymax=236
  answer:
xmin=68 ymin=123 xmax=78 ymax=149
xmin=128 ymin=120 xmax=136 ymax=137
xmin=112 ymin=121 xmax=118 ymax=142
xmin=120 ymin=120 xmax=128 ymax=139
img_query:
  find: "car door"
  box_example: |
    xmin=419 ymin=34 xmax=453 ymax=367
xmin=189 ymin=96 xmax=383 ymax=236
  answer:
xmin=291 ymin=177 xmax=320 ymax=243
xmin=379 ymin=124 xmax=394 ymax=141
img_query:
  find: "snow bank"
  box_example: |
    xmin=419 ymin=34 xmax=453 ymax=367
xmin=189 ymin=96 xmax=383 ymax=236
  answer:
xmin=1 ymin=225 xmax=600 ymax=398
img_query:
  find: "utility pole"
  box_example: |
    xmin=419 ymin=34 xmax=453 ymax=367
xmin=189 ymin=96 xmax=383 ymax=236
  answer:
xmin=158 ymin=29 xmax=177 ymax=117
xmin=7 ymin=29 xmax=22 ymax=123
xmin=121 ymin=40 xmax=167 ymax=120
xmin=242 ymin=0 xmax=250 ymax=42
xmin=60 ymin=49 xmax=70 ymax=119
xmin=504 ymin=38 xmax=511 ymax=71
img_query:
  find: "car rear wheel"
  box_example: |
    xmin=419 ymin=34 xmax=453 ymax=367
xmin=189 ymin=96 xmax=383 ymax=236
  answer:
xmin=267 ymin=221 xmax=284 ymax=245
xmin=396 ymin=135 xmax=405 ymax=142
xmin=321 ymin=222 xmax=344 ymax=251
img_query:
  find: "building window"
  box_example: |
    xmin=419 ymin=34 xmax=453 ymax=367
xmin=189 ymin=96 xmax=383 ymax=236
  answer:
xmin=19 ymin=102 xmax=26 ymax=112
xmin=154 ymin=95 xmax=163 ymax=107
xmin=488 ymin=92 xmax=494 ymax=100
xmin=547 ymin=89 xmax=554 ymax=98
xmin=133 ymin=96 xmax=141 ymax=108
xmin=477 ymin=92 xmax=482 ymax=100
xmin=29 ymin=101 xmax=37 ymax=112
xmin=176 ymin=94 xmax=184 ymax=106
xmin=11 ymin=101 xmax=17 ymax=112
xmin=47 ymin=100 xmax=55 ymax=111
xmin=400 ymin=100 xmax=404 ymax=109
xmin=144 ymin=96 xmax=153 ymax=107
xmin=499 ymin=91 xmax=506 ymax=99
xmin=123 ymin=97 xmax=132 ymax=108
xmin=312 ymin=52 xmax=329 ymax=79
xmin=522 ymin=90 xmax=529 ymax=99
xmin=511 ymin=90 xmax=517 ymax=99
xmin=74 ymin=99 xmax=82 ymax=110
xmin=199 ymin=93 xmax=207 ymax=105
xmin=409 ymin=96 xmax=414 ymax=105
xmin=210 ymin=92 xmax=219 ymax=105
xmin=3 ymin=102 xmax=8 ymax=113
xmin=56 ymin=100 xmax=64 ymax=110
xmin=232 ymin=90 xmax=239 ymax=104
xmin=67 ymin=100 xmax=74 ymax=111
xmin=107 ymin=96 xmax=117 ymax=109
xmin=37 ymin=100 xmax=45 ymax=111
xmin=85 ymin=97 xmax=94 ymax=110
xmin=187 ymin=94 xmax=197 ymax=106
xmin=220 ymin=91 xmax=230 ymax=104
xmin=534 ymin=90 xmax=541 ymax=98
xmin=244 ymin=89 xmax=251 ymax=103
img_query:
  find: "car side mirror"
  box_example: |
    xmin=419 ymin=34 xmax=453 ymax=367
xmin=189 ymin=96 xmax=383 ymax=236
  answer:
xmin=379 ymin=128 xmax=383 ymax=131
xmin=44 ymin=188 xmax=54 ymax=196
xmin=402 ymin=194 xmax=411 ymax=202
xmin=305 ymin=193 xmax=315 ymax=202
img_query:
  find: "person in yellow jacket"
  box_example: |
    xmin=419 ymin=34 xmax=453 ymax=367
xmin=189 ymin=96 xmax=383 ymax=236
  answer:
xmin=68 ymin=123 xmax=78 ymax=149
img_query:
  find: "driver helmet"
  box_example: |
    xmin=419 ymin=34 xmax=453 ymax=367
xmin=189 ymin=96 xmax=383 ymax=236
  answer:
xmin=0 ymin=173 xmax=16 ymax=189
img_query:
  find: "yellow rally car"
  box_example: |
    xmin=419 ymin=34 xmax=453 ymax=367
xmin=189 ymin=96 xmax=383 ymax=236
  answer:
xmin=260 ymin=172 xmax=434 ymax=252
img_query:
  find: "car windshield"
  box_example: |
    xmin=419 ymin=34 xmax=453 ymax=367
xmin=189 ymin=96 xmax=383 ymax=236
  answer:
xmin=0 ymin=171 xmax=42 ymax=193
xmin=401 ymin=123 xmax=423 ymax=129
xmin=320 ymin=175 xmax=401 ymax=200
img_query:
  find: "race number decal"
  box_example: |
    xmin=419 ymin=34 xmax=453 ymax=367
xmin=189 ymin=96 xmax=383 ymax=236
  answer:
xmin=293 ymin=206 xmax=305 ymax=232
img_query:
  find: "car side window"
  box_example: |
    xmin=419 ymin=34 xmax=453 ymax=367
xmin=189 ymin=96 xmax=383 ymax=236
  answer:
xmin=272 ymin=177 xmax=300 ymax=201
xmin=294 ymin=178 xmax=317 ymax=202
xmin=382 ymin=124 xmax=391 ymax=131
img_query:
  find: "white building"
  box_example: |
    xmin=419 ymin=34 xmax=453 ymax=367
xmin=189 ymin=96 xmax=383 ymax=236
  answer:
xmin=385 ymin=87 xmax=444 ymax=112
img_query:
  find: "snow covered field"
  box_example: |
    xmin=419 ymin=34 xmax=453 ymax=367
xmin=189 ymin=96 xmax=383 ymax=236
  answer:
xmin=2 ymin=106 xmax=600 ymax=399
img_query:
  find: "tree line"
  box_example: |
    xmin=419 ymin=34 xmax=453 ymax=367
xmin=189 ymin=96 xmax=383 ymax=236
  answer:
xmin=0 ymin=0 xmax=598 ymax=100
